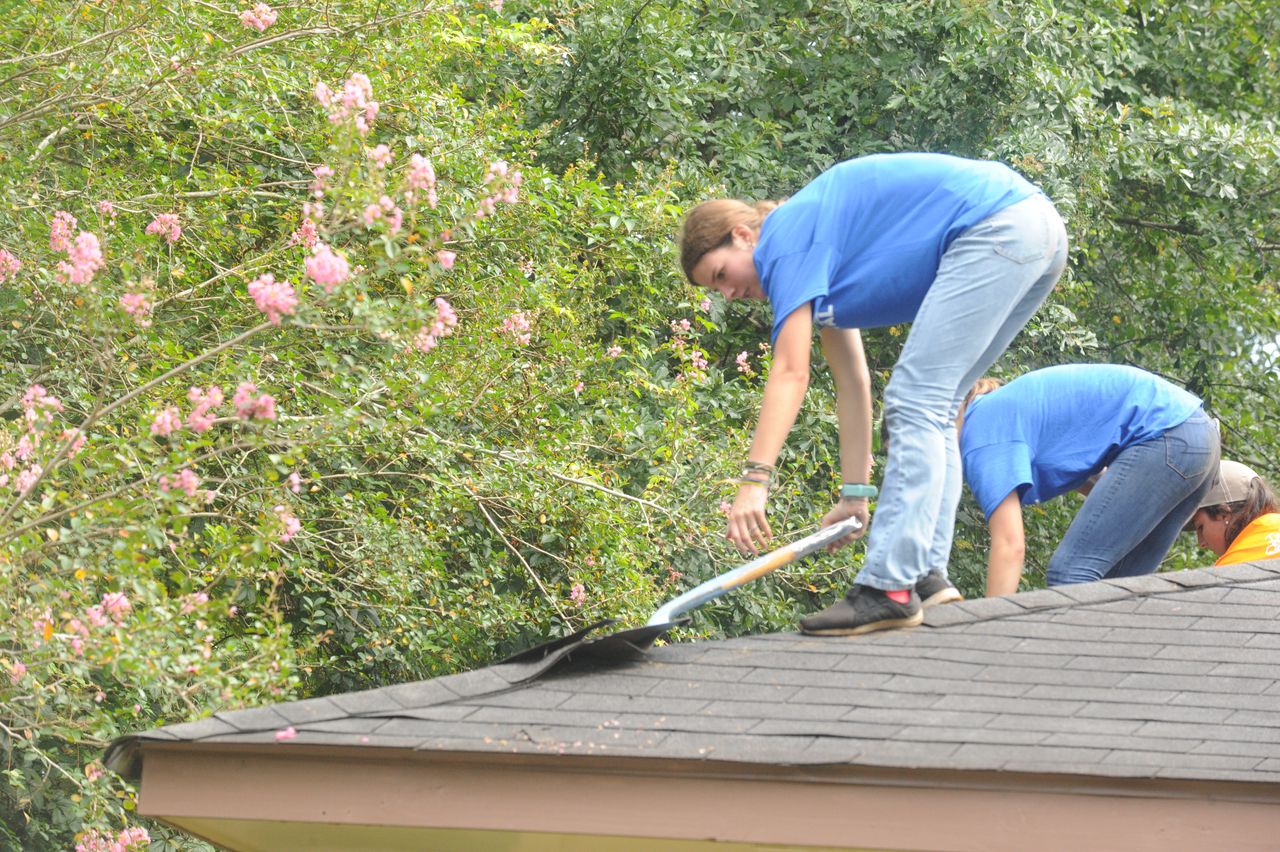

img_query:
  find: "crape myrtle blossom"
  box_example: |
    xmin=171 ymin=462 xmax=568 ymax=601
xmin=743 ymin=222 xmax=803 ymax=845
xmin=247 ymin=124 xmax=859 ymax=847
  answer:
xmin=119 ymin=291 xmax=153 ymax=327
xmin=145 ymin=213 xmax=182 ymax=244
xmin=367 ymin=144 xmax=392 ymax=168
xmin=475 ymin=160 xmax=523 ymax=218
xmin=410 ymin=297 xmax=458 ymax=353
xmin=74 ymin=826 xmax=150 ymax=852
xmin=159 ymin=468 xmax=201 ymax=498
xmin=22 ymin=384 xmax=63 ymax=425
xmin=149 ymin=406 xmax=182 ymax=437
xmin=233 ymin=382 xmax=277 ymax=421
xmin=315 ymin=72 xmax=378 ymax=135
xmin=500 ymin=310 xmax=531 ymax=345
xmin=304 ymin=243 xmax=350 ymax=293
xmin=287 ymin=471 xmax=302 ymax=493
xmin=239 ymin=2 xmax=277 ymax=31
xmin=404 ymin=153 xmax=438 ymax=208
xmin=569 ymin=583 xmax=586 ymax=606
xmin=56 ymin=231 xmax=105 ymax=285
xmin=310 ymin=165 xmax=334 ymax=199
xmin=97 ymin=200 xmax=117 ymax=221
xmin=606 ymin=344 xmax=622 ymax=358
xmin=436 ymin=249 xmax=456 ymax=269
xmin=247 ymin=273 xmax=298 ymax=325
xmin=50 ymin=210 xmax=76 ymax=252
xmin=186 ymin=385 xmax=223 ymax=433
xmin=289 ymin=217 xmax=319 ymax=249
xmin=0 ymin=248 xmax=20 ymax=283
xmin=274 ymin=505 xmax=301 ymax=542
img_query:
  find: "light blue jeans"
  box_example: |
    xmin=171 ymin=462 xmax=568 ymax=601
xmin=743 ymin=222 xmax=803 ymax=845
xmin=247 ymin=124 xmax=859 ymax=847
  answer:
xmin=1046 ymin=409 xmax=1219 ymax=584
xmin=854 ymin=193 xmax=1069 ymax=591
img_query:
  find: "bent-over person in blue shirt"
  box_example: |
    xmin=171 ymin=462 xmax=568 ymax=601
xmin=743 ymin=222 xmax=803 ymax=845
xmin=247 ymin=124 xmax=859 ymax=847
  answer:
xmin=679 ymin=152 xmax=1068 ymax=634
xmin=960 ymin=364 xmax=1220 ymax=595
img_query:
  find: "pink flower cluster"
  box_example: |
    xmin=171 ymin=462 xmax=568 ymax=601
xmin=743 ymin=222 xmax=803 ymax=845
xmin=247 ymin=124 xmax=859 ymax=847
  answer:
xmin=404 ymin=153 xmax=438 ymax=208
xmin=150 ymin=406 xmax=182 ymax=437
xmin=310 ymin=165 xmax=334 ymax=199
xmin=569 ymin=583 xmax=586 ymax=606
xmin=437 ymin=249 xmax=455 ymax=269
xmin=145 ymin=213 xmax=182 ymax=244
xmin=367 ymin=144 xmax=392 ymax=168
xmin=274 ymin=504 xmax=301 ymax=542
xmin=7 ymin=659 xmax=25 ymax=684
xmin=670 ymin=318 xmax=692 ymax=335
xmin=233 ymin=382 xmax=277 ymax=420
xmin=159 ymin=468 xmax=201 ymax=498
xmin=3 ymin=385 xmax=69 ymax=494
xmin=98 ymin=200 xmax=117 ymax=221
xmin=187 ymin=385 xmax=223 ymax=432
xmin=50 ymin=211 xmax=77 ymax=251
xmin=605 ymin=344 xmax=622 ymax=358
xmin=314 ymin=73 xmax=379 ymax=135
xmin=0 ymin=248 xmax=20 ymax=283
xmin=690 ymin=349 xmax=709 ymax=371
xmin=305 ymin=243 xmax=350 ymax=293
xmin=180 ymin=591 xmax=210 ymax=614
xmin=735 ymin=350 xmax=754 ymax=376
xmin=475 ymin=160 xmax=523 ymax=218
xmin=411 ymin=297 xmax=458 ymax=353
xmin=74 ymin=826 xmax=150 ymax=852
xmin=56 ymin=592 xmax=132 ymax=657
xmin=239 ymin=2 xmax=277 ymax=31
xmin=500 ymin=311 xmax=531 ymax=345
xmin=119 ymin=291 xmax=153 ymax=327
xmin=289 ymin=217 xmax=319 ymax=249
xmin=247 ymin=273 xmax=298 ymax=325
xmin=56 ymin=231 xmax=106 ymax=286
xmin=362 ymin=195 xmax=403 ymax=234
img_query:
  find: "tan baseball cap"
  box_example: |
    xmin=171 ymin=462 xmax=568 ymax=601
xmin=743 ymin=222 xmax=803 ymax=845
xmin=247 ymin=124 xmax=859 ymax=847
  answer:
xmin=1199 ymin=460 xmax=1260 ymax=508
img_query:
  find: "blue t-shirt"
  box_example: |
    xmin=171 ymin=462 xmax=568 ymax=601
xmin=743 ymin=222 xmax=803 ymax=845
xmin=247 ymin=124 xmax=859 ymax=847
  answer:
xmin=960 ymin=365 xmax=1204 ymax=519
xmin=754 ymin=153 xmax=1039 ymax=343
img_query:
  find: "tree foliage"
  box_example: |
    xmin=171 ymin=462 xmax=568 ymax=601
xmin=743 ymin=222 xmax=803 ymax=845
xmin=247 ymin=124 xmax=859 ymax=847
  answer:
xmin=0 ymin=0 xmax=1276 ymax=846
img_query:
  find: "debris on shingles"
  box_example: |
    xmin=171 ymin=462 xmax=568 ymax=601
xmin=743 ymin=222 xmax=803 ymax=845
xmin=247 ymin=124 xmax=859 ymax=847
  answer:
xmin=107 ymin=561 xmax=1280 ymax=785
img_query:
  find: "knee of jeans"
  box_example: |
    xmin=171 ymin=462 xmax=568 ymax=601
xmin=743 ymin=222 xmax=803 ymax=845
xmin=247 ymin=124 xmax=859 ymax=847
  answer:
xmin=884 ymin=387 xmax=954 ymax=429
xmin=1045 ymin=556 xmax=1098 ymax=588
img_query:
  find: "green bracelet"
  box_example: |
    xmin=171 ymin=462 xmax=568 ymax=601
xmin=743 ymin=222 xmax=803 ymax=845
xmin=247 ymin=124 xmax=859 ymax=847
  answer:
xmin=839 ymin=483 xmax=877 ymax=500
xmin=737 ymin=478 xmax=769 ymax=489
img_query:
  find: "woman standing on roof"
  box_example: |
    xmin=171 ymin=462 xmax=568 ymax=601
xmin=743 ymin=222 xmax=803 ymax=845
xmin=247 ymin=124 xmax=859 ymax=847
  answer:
xmin=959 ymin=364 xmax=1220 ymax=595
xmin=1189 ymin=460 xmax=1280 ymax=566
xmin=679 ymin=152 xmax=1068 ymax=635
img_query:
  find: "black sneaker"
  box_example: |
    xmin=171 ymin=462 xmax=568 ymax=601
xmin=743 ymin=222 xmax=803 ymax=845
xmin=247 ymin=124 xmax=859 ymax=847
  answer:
xmin=915 ymin=570 xmax=963 ymax=608
xmin=799 ymin=585 xmax=923 ymax=636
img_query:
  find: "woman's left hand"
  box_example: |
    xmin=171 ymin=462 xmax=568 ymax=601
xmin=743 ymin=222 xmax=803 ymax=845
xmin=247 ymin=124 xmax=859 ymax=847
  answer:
xmin=821 ymin=499 xmax=869 ymax=553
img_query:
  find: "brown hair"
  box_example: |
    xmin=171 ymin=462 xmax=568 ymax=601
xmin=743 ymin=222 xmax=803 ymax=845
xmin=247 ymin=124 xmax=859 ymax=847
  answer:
xmin=1203 ymin=476 xmax=1279 ymax=548
xmin=678 ymin=199 xmax=781 ymax=283
xmin=956 ymin=377 xmax=1005 ymax=435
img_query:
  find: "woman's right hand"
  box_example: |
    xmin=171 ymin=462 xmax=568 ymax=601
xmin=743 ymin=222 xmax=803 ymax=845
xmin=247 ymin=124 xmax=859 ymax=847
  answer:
xmin=726 ymin=483 xmax=772 ymax=555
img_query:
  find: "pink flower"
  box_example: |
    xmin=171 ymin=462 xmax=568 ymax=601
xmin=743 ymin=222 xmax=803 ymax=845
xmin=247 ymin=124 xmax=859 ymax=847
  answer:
xmin=233 ymin=382 xmax=277 ymax=420
xmin=85 ymin=762 xmax=104 ymax=782
xmin=56 ymin=231 xmax=105 ymax=285
xmin=569 ymin=583 xmax=586 ymax=605
xmin=489 ymin=0 xmax=504 ymax=11
xmin=670 ymin=318 xmax=691 ymax=335
xmin=180 ymin=591 xmax=209 ymax=614
xmin=605 ymin=345 xmax=622 ymax=358
xmin=699 ymin=297 xmax=712 ymax=311
xmin=735 ymin=351 xmax=751 ymax=374
xmin=239 ymin=2 xmax=277 ymax=31
xmin=367 ymin=144 xmax=392 ymax=167
xmin=50 ymin=211 xmax=77 ymax=252
xmin=61 ymin=429 xmax=86 ymax=458
xmin=437 ymin=249 xmax=456 ymax=269
xmin=362 ymin=204 xmax=382 ymax=226
xmin=573 ymin=381 xmax=585 ymax=395
xmin=102 ymin=591 xmax=132 ymax=622
xmin=0 ymin=249 xmax=20 ymax=283
xmin=404 ymin=153 xmax=437 ymax=208
xmin=690 ymin=349 xmax=708 ymax=371
xmin=304 ymin=243 xmax=350 ymax=293
xmin=500 ymin=311 xmax=531 ymax=345
xmin=158 ymin=468 xmax=200 ymax=497
xmin=119 ymin=291 xmax=153 ymax=327
xmin=289 ymin=217 xmax=318 ymax=249
xmin=150 ymin=406 xmax=182 ymax=437
xmin=310 ymin=164 xmax=334 ymax=198
xmin=97 ymin=200 xmax=117 ymax=221
xmin=287 ymin=471 xmax=302 ymax=493
xmin=8 ymin=659 xmax=25 ymax=684
xmin=145 ymin=213 xmax=182 ymax=244
xmin=275 ymin=725 xmax=298 ymax=741
xmin=719 ymin=500 xmax=732 ymax=517
xmin=318 ymin=73 xmax=376 ymax=134
xmin=274 ymin=505 xmax=301 ymax=542
xmin=314 ymin=81 xmax=333 ymax=106
xmin=75 ymin=826 xmax=151 ymax=852
xmin=247 ymin=273 xmax=298 ymax=325
xmin=186 ymin=385 xmax=223 ymax=433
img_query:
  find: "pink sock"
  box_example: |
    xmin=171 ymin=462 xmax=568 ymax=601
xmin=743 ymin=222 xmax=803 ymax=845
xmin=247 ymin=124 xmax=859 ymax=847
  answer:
xmin=884 ymin=589 xmax=911 ymax=604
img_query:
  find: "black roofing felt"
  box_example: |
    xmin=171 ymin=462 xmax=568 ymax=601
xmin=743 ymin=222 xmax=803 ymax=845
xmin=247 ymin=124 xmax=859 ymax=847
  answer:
xmin=107 ymin=561 xmax=1280 ymax=785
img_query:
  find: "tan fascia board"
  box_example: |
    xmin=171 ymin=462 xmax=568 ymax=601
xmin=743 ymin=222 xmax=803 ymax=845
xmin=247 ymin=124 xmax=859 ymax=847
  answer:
xmin=137 ymin=742 xmax=1280 ymax=852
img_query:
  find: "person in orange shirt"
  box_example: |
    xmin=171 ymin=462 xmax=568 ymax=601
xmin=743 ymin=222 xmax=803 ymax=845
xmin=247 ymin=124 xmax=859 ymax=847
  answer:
xmin=1188 ymin=460 xmax=1280 ymax=566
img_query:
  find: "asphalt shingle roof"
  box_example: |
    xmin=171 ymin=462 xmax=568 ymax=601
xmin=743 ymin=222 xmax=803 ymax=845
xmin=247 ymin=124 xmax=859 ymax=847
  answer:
xmin=108 ymin=561 xmax=1280 ymax=785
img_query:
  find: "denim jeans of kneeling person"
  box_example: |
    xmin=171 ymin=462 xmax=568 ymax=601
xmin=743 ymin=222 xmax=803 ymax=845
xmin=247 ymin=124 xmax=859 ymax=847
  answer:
xmin=1046 ymin=409 xmax=1219 ymax=585
xmin=853 ymin=193 xmax=1069 ymax=592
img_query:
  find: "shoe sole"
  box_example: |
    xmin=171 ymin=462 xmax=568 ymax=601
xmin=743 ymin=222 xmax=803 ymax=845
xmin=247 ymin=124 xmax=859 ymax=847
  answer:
xmin=920 ymin=588 xmax=964 ymax=608
xmin=800 ymin=609 xmax=924 ymax=636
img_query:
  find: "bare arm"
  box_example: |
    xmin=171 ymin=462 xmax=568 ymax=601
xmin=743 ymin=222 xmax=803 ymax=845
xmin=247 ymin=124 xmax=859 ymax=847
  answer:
xmin=986 ymin=490 xmax=1026 ymax=596
xmin=726 ymin=304 xmax=812 ymax=555
xmin=818 ymin=326 xmax=872 ymax=547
